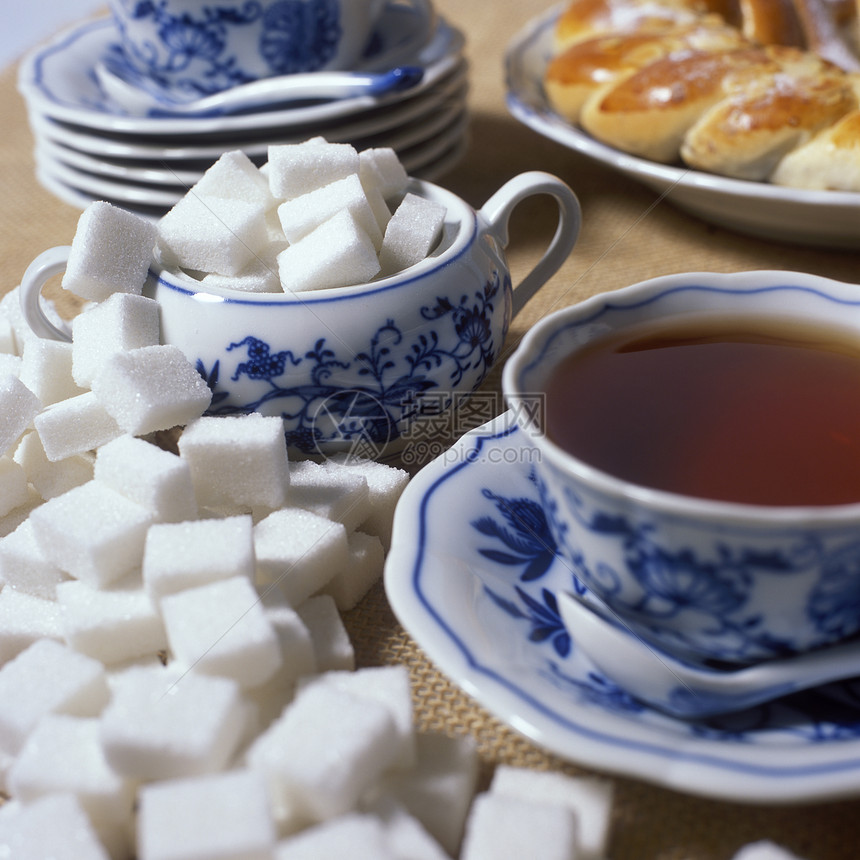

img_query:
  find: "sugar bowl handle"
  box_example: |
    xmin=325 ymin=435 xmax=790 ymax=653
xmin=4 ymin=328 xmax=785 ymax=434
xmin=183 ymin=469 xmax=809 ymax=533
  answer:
xmin=479 ymin=171 xmax=581 ymax=318
xmin=19 ymin=245 xmax=74 ymax=343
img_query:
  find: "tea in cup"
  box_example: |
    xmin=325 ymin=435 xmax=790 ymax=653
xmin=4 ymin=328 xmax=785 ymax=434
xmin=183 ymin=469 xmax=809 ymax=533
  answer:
xmin=503 ymin=270 xmax=860 ymax=664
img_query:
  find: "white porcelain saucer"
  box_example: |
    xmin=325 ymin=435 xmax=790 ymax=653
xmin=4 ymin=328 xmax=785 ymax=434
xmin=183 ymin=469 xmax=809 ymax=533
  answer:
xmin=36 ymin=130 xmax=469 ymax=219
xmin=27 ymin=63 xmax=468 ymax=163
xmin=18 ymin=11 xmax=463 ymax=137
xmin=35 ymin=99 xmax=467 ymax=189
xmin=385 ymin=412 xmax=860 ymax=804
xmin=34 ymin=107 xmax=469 ymax=212
xmin=504 ymin=5 xmax=860 ymax=249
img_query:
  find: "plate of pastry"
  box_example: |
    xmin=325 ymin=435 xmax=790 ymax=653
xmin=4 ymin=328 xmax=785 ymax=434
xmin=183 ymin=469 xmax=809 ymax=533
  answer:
xmin=505 ymin=2 xmax=860 ymax=249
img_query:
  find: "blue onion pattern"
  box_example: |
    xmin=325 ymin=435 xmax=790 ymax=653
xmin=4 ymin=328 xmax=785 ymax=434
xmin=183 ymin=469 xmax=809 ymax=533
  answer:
xmin=195 ymin=277 xmax=503 ymax=453
xmin=469 ymin=467 xmax=860 ymax=731
xmin=113 ymin=0 xmax=342 ymax=95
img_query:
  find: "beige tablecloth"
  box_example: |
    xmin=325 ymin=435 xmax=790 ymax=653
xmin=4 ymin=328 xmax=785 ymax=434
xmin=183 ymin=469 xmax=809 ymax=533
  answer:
xmin=2 ymin=1 xmax=860 ymax=857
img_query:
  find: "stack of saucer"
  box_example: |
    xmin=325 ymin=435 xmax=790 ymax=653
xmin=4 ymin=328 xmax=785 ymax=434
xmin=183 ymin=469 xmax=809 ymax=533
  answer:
xmin=18 ymin=4 xmax=468 ymax=218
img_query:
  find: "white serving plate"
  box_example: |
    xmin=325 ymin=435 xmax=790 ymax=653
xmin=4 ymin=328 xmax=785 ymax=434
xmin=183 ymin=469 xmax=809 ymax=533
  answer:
xmin=18 ymin=11 xmax=463 ymax=138
xmin=385 ymin=412 xmax=860 ymax=804
xmin=504 ymin=5 xmax=860 ymax=249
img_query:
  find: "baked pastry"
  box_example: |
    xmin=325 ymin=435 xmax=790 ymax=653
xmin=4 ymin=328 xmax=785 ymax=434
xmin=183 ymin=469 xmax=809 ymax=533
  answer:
xmin=544 ymin=18 xmax=750 ymax=123
xmin=579 ymin=47 xmax=779 ymax=162
xmin=681 ymin=46 xmax=857 ymax=178
xmin=771 ymin=77 xmax=860 ymax=188
xmin=552 ymin=0 xmax=712 ymax=50
xmin=543 ymin=0 xmax=860 ymax=188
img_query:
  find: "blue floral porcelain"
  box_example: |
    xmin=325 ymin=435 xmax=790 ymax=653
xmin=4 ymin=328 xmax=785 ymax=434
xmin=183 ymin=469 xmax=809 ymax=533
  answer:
xmin=384 ymin=413 xmax=860 ymax=803
xmin=18 ymin=174 xmax=580 ymax=459
xmin=106 ymin=0 xmax=414 ymax=98
xmin=503 ymin=271 xmax=860 ymax=664
xmin=196 ymin=274 xmax=505 ymax=453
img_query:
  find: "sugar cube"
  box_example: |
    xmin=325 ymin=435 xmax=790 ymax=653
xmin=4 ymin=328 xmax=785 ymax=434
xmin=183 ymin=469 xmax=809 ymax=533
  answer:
xmin=57 ymin=578 xmax=167 ymax=664
xmin=161 ymin=576 xmax=282 ymax=688
xmin=246 ymin=682 xmax=397 ymax=821
xmin=0 ymin=287 xmax=41 ymax=355
xmin=95 ymin=434 xmax=198 ymax=522
xmin=275 ymin=813 xmax=397 ymax=860
xmin=268 ymin=139 xmax=360 ymax=200
xmin=179 ymin=413 xmax=290 ymax=510
xmin=0 ymin=518 xmax=68 ymax=598
xmin=253 ymin=507 xmax=348 ymax=605
xmin=14 ymin=429 xmax=94 ymax=499
xmin=296 ymin=594 xmax=354 ymax=671
xmin=19 ymin=338 xmax=84 ymax=405
xmin=0 ymin=373 xmax=41 ymax=455
xmin=143 ymin=515 xmax=254 ymax=601
xmin=0 ymin=455 xmax=30 ymax=518
xmin=277 ymin=208 xmax=380 ymax=292
xmin=277 ymin=173 xmax=383 ymax=247
xmin=490 ymin=765 xmax=614 ymax=860
xmin=299 ymin=665 xmax=415 ymax=770
xmin=91 ymin=344 xmax=213 ymax=435
xmin=378 ymin=731 xmax=479 ymax=857
xmin=137 ymin=768 xmax=277 ymax=860
xmin=71 ymin=292 xmax=161 ymax=388
xmin=193 ymin=149 xmax=275 ymax=210
xmin=0 ymin=586 xmax=64 ymax=665
xmin=202 ymin=256 xmax=281 ymax=294
xmin=7 ymin=714 xmax=136 ymax=857
xmin=0 ymin=307 xmax=17 ymax=355
xmin=27 ymin=480 xmax=155 ymax=587
xmin=287 ymin=458 xmax=369 ymax=531
xmin=460 ymin=792 xmax=579 ymax=860
xmin=328 ymin=453 xmax=409 ymax=548
xmin=320 ymin=529 xmax=384 ymax=610
xmin=100 ymin=663 xmax=247 ymax=780
xmin=379 ymin=193 xmax=446 ymax=275
xmin=0 ymin=638 xmax=109 ymax=756
xmin=157 ymin=193 xmax=269 ymax=277
xmin=0 ymin=353 xmax=21 ymax=377
xmin=369 ymin=798 xmax=452 ymax=860
xmin=0 ymin=793 xmax=111 ymax=860
xmin=247 ymin=602 xmax=316 ymax=728
xmin=34 ymin=391 xmax=123 ymax=462
xmin=62 ymin=201 xmax=157 ymax=301
xmin=359 ymin=147 xmax=410 ymax=199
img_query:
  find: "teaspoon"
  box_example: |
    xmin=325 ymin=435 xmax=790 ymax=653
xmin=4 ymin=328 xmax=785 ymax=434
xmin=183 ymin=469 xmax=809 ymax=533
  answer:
xmin=557 ymin=590 xmax=860 ymax=719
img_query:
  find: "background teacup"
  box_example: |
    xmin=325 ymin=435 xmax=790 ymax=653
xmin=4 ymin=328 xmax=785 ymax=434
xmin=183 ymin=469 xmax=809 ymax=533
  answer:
xmin=106 ymin=0 xmax=433 ymax=99
xmin=503 ymin=270 xmax=860 ymax=665
xmin=20 ymin=171 xmax=580 ymax=459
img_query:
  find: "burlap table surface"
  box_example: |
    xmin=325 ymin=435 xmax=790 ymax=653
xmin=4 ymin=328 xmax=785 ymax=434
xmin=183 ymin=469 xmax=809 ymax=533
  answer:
xmin=2 ymin=1 xmax=860 ymax=857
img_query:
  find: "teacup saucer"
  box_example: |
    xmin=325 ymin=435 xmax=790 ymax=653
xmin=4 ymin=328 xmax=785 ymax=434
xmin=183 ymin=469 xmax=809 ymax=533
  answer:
xmin=385 ymin=412 xmax=860 ymax=803
xmin=18 ymin=10 xmax=463 ymax=135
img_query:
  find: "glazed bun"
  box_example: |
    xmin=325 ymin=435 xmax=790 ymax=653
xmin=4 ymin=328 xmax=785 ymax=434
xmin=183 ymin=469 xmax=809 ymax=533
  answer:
xmin=544 ymin=18 xmax=749 ymax=124
xmin=680 ymin=46 xmax=857 ymax=179
xmin=544 ymin=0 xmax=860 ymax=189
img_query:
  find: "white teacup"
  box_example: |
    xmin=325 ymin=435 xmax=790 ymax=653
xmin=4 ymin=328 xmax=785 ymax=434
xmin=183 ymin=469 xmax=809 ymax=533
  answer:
xmin=106 ymin=0 xmax=433 ymax=98
xmin=20 ymin=171 xmax=580 ymax=459
xmin=503 ymin=270 xmax=860 ymax=665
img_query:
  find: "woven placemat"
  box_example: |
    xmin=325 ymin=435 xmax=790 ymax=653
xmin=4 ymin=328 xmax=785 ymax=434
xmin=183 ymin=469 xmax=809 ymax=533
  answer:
xmin=5 ymin=2 xmax=860 ymax=855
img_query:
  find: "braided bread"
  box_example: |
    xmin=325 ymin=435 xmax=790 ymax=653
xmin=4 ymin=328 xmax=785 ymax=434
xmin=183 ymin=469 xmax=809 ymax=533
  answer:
xmin=544 ymin=0 xmax=860 ymax=189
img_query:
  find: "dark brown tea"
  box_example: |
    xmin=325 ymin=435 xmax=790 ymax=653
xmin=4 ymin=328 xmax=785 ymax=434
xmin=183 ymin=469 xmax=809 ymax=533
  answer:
xmin=543 ymin=316 xmax=860 ymax=506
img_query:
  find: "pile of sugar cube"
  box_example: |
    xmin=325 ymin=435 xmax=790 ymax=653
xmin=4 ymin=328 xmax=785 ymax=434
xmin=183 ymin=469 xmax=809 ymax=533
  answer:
xmin=156 ymin=137 xmax=448 ymax=293
xmin=0 ymin=156 xmax=621 ymax=859
xmin=0 ymin=138 xmax=804 ymax=858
